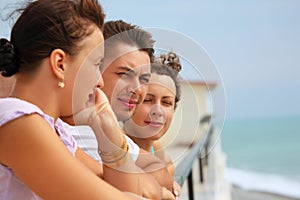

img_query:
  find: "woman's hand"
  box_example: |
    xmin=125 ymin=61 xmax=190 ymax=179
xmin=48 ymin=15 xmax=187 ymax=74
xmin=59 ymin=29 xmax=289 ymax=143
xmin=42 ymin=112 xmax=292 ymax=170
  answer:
xmin=161 ymin=187 xmax=176 ymax=200
xmin=63 ymin=88 xmax=110 ymax=126
xmin=172 ymin=181 xmax=181 ymax=199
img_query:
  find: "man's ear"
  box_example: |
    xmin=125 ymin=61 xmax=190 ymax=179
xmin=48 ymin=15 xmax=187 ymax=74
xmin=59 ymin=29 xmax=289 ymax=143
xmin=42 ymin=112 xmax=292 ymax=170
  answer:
xmin=49 ymin=49 xmax=67 ymax=80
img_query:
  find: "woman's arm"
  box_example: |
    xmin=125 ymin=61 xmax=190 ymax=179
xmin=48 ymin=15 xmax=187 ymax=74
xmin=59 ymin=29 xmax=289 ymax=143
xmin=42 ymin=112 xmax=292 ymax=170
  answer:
xmin=75 ymin=147 xmax=103 ymax=178
xmin=76 ymin=145 xmax=174 ymax=200
xmin=69 ymin=88 xmax=162 ymax=199
xmin=153 ymin=141 xmax=174 ymax=176
xmin=89 ymin=104 xmax=163 ymax=199
xmin=153 ymin=141 xmax=181 ymax=198
xmin=0 ymin=114 xmax=135 ymax=200
xmin=135 ymin=148 xmax=173 ymax=191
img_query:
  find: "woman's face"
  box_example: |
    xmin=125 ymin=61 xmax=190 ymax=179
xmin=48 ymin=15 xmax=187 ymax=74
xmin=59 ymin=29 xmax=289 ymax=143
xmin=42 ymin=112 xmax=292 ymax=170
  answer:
xmin=101 ymin=43 xmax=151 ymax=122
xmin=60 ymin=27 xmax=104 ymax=120
xmin=125 ymin=73 xmax=176 ymax=140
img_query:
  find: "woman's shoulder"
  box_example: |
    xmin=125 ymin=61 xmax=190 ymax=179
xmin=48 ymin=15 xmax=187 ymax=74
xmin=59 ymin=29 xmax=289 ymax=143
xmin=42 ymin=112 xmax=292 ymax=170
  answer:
xmin=0 ymin=97 xmax=41 ymax=110
xmin=0 ymin=97 xmax=45 ymax=127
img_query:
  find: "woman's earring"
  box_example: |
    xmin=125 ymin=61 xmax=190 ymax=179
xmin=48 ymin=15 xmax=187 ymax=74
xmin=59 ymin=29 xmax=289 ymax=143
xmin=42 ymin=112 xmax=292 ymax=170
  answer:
xmin=58 ymin=80 xmax=65 ymax=88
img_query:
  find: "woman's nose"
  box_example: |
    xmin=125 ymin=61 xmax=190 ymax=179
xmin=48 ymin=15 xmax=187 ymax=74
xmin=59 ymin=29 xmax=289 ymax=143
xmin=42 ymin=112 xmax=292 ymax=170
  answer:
xmin=97 ymin=74 xmax=104 ymax=89
xmin=150 ymin=104 xmax=165 ymax=119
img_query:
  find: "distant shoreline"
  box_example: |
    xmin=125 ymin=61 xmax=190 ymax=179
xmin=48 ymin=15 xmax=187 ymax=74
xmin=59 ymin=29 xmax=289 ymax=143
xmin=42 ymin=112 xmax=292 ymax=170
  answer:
xmin=224 ymin=114 xmax=300 ymax=124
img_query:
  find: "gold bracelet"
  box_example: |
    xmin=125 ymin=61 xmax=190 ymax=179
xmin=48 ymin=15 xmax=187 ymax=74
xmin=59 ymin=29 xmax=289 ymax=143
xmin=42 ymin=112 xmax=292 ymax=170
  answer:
xmin=102 ymin=145 xmax=130 ymax=168
xmin=102 ymin=147 xmax=129 ymax=168
xmin=98 ymin=135 xmax=127 ymax=158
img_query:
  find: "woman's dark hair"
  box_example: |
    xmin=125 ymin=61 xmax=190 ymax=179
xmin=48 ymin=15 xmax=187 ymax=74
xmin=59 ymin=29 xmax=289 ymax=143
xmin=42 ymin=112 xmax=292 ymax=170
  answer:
xmin=103 ymin=20 xmax=155 ymax=62
xmin=152 ymin=52 xmax=182 ymax=110
xmin=0 ymin=0 xmax=105 ymax=77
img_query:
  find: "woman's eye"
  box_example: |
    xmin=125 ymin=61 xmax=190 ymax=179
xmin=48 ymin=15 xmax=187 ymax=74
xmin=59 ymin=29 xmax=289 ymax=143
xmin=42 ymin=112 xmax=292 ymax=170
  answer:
xmin=95 ymin=62 xmax=104 ymax=71
xmin=143 ymin=98 xmax=152 ymax=103
xmin=95 ymin=62 xmax=101 ymax=68
xmin=163 ymin=101 xmax=173 ymax=106
xmin=97 ymin=58 xmax=104 ymax=70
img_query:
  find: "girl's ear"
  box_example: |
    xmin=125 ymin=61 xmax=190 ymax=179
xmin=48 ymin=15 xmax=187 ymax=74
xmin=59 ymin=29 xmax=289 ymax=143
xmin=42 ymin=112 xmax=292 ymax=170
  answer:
xmin=49 ymin=49 xmax=67 ymax=80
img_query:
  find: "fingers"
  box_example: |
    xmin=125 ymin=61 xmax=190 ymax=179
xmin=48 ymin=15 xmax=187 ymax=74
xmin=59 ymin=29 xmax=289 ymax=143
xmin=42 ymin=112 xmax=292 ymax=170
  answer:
xmin=172 ymin=181 xmax=181 ymax=199
xmin=124 ymin=192 xmax=149 ymax=200
xmin=161 ymin=187 xmax=175 ymax=200
xmin=75 ymin=88 xmax=109 ymax=126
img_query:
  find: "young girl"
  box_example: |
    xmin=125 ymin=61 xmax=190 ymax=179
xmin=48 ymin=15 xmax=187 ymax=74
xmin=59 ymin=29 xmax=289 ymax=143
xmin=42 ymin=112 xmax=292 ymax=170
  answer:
xmin=124 ymin=52 xmax=182 ymax=198
xmin=0 ymin=0 xmax=162 ymax=199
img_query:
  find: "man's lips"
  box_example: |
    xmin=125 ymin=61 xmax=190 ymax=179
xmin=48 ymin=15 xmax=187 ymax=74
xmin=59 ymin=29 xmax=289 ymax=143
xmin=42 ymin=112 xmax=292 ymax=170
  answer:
xmin=118 ymin=98 xmax=138 ymax=110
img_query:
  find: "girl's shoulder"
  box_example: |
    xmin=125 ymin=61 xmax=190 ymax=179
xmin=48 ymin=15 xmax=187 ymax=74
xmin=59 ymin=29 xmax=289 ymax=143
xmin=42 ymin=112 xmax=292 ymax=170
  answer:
xmin=0 ymin=97 xmax=48 ymax=127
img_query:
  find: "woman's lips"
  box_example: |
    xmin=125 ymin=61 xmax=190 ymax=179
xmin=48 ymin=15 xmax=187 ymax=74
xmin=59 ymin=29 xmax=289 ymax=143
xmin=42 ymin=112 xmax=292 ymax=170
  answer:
xmin=145 ymin=121 xmax=164 ymax=128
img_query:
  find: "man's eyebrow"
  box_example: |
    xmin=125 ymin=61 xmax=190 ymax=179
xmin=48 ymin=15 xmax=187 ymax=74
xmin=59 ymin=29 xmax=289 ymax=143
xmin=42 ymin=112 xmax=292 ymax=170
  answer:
xmin=116 ymin=66 xmax=135 ymax=74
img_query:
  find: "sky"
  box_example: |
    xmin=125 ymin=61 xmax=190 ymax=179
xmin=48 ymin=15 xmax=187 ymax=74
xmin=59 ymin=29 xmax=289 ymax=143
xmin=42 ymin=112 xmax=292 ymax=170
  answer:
xmin=1 ymin=0 xmax=299 ymax=121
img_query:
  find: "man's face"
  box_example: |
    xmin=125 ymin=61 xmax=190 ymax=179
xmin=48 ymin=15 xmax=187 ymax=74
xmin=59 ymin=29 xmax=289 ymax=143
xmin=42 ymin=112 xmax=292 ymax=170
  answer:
xmin=101 ymin=44 xmax=151 ymax=121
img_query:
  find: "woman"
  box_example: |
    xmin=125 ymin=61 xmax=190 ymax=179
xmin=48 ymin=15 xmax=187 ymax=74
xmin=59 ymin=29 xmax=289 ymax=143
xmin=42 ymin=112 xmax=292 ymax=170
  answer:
xmin=0 ymin=0 xmax=160 ymax=199
xmin=124 ymin=52 xmax=182 ymax=198
xmin=69 ymin=19 xmax=155 ymax=163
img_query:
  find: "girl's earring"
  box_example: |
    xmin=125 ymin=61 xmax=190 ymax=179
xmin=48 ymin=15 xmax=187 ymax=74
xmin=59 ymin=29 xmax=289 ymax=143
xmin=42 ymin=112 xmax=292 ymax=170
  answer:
xmin=58 ymin=80 xmax=65 ymax=88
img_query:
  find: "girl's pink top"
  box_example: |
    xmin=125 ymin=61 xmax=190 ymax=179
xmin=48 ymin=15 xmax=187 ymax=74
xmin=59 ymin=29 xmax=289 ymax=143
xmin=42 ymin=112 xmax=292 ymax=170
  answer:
xmin=0 ymin=97 xmax=78 ymax=200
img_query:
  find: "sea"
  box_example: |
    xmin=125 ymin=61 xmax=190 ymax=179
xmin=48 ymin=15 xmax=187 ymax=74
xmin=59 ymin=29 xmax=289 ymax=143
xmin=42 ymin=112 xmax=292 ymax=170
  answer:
xmin=221 ymin=115 xmax=300 ymax=199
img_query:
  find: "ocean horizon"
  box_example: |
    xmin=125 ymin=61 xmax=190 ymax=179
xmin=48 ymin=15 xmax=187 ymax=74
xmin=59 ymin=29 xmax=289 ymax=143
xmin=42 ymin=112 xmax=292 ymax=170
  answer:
xmin=221 ymin=115 xmax=300 ymax=199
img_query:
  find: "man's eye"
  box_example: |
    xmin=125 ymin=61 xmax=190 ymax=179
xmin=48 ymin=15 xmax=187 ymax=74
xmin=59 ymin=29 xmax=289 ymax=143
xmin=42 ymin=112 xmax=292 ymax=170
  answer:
xmin=116 ymin=72 xmax=129 ymax=77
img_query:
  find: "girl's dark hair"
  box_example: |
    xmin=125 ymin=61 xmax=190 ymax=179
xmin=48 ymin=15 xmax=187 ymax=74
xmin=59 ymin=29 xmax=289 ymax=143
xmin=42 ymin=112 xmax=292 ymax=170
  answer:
xmin=103 ymin=20 xmax=155 ymax=62
xmin=152 ymin=52 xmax=182 ymax=109
xmin=0 ymin=0 xmax=105 ymax=77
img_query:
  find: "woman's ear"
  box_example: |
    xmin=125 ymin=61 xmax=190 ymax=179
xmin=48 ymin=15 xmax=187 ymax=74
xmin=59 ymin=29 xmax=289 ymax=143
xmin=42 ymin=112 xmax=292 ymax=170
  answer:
xmin=49 ymin=49 xmax=67 ymax=80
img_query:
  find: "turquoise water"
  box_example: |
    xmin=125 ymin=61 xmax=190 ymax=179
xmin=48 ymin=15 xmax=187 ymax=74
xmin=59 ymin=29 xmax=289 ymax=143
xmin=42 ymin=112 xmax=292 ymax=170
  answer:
xmin=221 ymin=116 xmax=300 ymax=198
xmin=221 ymin=115 xmax=300 ymax=180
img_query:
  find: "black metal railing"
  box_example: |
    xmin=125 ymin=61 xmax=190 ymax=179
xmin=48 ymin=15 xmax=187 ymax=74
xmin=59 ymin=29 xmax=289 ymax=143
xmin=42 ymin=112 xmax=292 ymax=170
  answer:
xmin=173 ymin=126 xmax=212 ymax=200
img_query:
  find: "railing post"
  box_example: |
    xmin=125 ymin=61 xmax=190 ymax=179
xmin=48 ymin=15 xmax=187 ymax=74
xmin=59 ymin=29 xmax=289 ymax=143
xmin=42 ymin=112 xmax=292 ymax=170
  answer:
xmin=187 ymin=170 xmax=194 ymax=200
xmin=198 ymin=156 xmax=204 ymax=183
xmin=174 ymin=133 xmax=209 ymax=199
